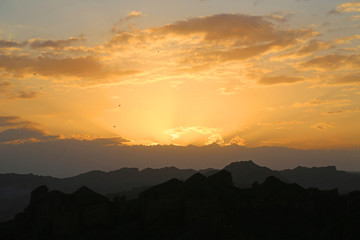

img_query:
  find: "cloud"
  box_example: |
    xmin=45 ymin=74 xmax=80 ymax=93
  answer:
xmin=258 ymin=75 xmax=304 ymax=85
xmin=150 ymin=14 xmax=315 ymax=64
xmin=0 ymin=116 xmax=36 ymax=128
xmin=293 ymin=98 xmax=351 ymax=107
xmin=334 ymin=34 xmax=360 ymax=44
xmin=323 ymin=107 xmax=360 ymax=115
xmin=295 ymin=40 xmax=332 ymax=56
xmin=107 ymin=30 xmax=146 ymax=47
xmin=227 ymin=136 xmax=246 ymax=146
xmin=257 ymin=120 xmax=303 ymax=126
xmin=89 ymin=137 xmax=133 ymax=146
xmin=128 ymin=10 xmax=145 ymax=17
xmin=336 ymin=2 xmax=360 ymax=13
xmin=0 ymin=54 xmax=140 ymax=84
xmin=29 ymin=36 xmax=85 ymax=49
xmin=300 ymin=53 xmax=360 ymax=71
xmin=350 ymin=15 xmax=360 ymax=20
xmin=14 ymin=91 xmax=39 ymax=99
xmin=111 ymin=11 xmax=146 ymax=33
xmin=154 ymin=14 xmax=314 ymax=43
xmin=0 ymin=39 xmax=27 ymax=48
xmin=0 ymin=127 xmax=58 ymax=144
xmin=311 ymin=122 xmax=335 ymax=131
xmin=0 ymin=81 xmax=10 ymax=92
xmin=164 ymin=126 xmax=248 ymax=147
xmin=164 ymin=126 xmax=226 ymax=145
xmin=165 ymin=126 xmax=222 ymax=141
xmin=333 ymin=73 xmax=360 ymax=85
xmin=266 ymin=14 xmax=288 ymax=23
xmin=0 ymin=82 xmax=40 ymax=100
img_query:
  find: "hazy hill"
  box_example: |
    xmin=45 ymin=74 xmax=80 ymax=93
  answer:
xmin=2 ymin=171 xmax=359 ymax=239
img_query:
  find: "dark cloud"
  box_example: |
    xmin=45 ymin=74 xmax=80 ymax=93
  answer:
xmin=258 ymin=75 xmax=304 ymax=85
xmin=15 ymin=91 xmax=39 ymax=99
xmin=150 ymin=14 xmax=315 ymax=64
xmin=30 ymin=36 xmax=85 ymax=49
xmin=324 ymin=108 xmax=360 ymax=115
xmin=91 ymin=137 xmax=132 ymax=146
xmin=154 ymin=14 xmax=313 ymax=44
xmin=327 ymin=9 xmax=340 ymax=15
xmin=0 ymin=54 xmax=140 ymax=83
xmin=0 ymin=40 xmax=26 ymax=48
xmin=0 ymin=127 xmax=58 ymax=143
xmin=0 ymin=116 xmax=35 ymax=127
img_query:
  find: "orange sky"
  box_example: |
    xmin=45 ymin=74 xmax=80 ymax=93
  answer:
xmin=0 ymin=0 xmax=360 ymax=150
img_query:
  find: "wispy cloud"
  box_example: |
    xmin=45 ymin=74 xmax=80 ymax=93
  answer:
xmin=0 ymin=39 xmax=27 ymax=48
xmin=258 ymin=75 xmax=304 ymax=85
xmin=0 ymin=54 xmax=140 ymax=84
xmin=323 ymin=107 xmax=360 ymax=115
xmin=257 ymin=120 xmax=303 ymax=126
xmin=300 ymin=53 xmax=360 ymax=71
xmin=0 ymin=127 xmax=58 ymax=144
xmin=311 ymin=122 xmax=335 ymax=131
xmin=29 ymin=36 xmax=86 ymax=49
xmin=336 ymin=2 xmax=360 ymax=13
xmin=111 ymin=10 xmax=146 ymax=33
xmin=293 ymin=98 xmax=351 ymax=107
xmin=0 ymin=116 xmax=37 ymax=128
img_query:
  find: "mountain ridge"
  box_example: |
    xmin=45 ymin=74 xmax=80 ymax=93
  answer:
xmin=1 ymin=171 xmax=358 ymax=239
xmin=1 ymin=160 xmax=360 ymax=222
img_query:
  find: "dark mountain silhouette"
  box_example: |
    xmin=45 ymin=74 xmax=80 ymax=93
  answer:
xmin=223 ymin=160 xmax=286 ymax=187
xmin=0 ymin=167 xmax=199 ymax=222
xmin=2 ymin=171 xmax=360 ymax=239
xmin=2 ymin=160 xmax=360 ymax=222
xmin=280 ymin=165 xmax=360 ymax=193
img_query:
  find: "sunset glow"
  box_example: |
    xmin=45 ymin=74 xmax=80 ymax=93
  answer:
xmin=1 ymin=0 xmax=360 ymax=149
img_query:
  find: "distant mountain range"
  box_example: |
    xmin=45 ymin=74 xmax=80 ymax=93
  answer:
xmin=1 ymin=160 xmax=360 ymax=222
xmin=1 ymin=170 xmax=360 ymax=239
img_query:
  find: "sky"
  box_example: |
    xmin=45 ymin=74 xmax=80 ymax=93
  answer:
xmin=0 ymin=0 xmax=360 ymax=175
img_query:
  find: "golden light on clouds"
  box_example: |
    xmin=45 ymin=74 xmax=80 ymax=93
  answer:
xmin=0 ymin=1 xmax=360 ymax=150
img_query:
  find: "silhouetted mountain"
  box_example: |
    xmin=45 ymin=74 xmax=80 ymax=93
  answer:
xmin=280 ymin=166 xmax=360 ymax=193
xmin=2 ymin=171 xmax=360 ymax=239
xmin=0 ymin=167 xmax=197 ymax=222
xmin=0 ymin=173 xmax=59 ymax=222
xmin=223 ymin=160 xmax=286 ymax=187
xmin=3 ymin=160 xmax=360 ymax=223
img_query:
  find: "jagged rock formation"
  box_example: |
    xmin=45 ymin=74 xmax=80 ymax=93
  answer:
xmin=1 ymin=171 xmax=360 ymax=239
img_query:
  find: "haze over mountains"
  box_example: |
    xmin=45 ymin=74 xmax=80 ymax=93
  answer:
xmin=2 ymin=160 xmax=360 ymax=222
xmin=1 ymin=143 xmax=360 ymax=177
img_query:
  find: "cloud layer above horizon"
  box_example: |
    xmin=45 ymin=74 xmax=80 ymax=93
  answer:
xmin=0 ymin=0 xmax=359 ymax=151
